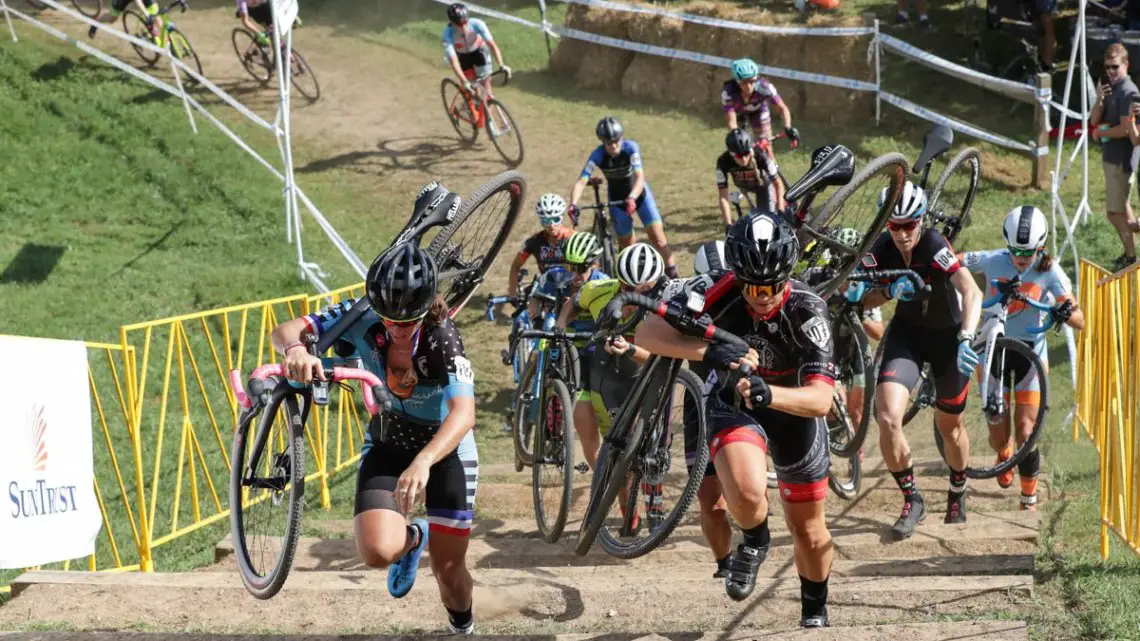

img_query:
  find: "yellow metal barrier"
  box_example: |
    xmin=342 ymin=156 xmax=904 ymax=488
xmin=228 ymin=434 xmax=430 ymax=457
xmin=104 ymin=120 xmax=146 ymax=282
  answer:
xmin=1073 ymin=259 xmax=1140 ymax=560
xmin=0 ymin=342 xmax=141 ymax=594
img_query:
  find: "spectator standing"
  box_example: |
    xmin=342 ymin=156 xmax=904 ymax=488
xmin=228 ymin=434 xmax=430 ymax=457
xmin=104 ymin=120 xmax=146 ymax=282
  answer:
xmin=1092 ymin=43 xmax=1140 ymax=271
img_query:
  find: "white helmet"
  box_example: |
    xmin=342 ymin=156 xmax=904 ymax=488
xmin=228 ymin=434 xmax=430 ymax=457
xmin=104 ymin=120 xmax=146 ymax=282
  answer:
xmin=1003 ymin=205 xmax=1048 ymax=251
xmin=616 ymin=242 xmax=664 ymax=288
xmin=694 ymin=240 xmax=727 ymax=275
xmin=879 ymin=181 xmax=926 ymax=221
xmin=535 ymin=193 xmax=566 ymax=225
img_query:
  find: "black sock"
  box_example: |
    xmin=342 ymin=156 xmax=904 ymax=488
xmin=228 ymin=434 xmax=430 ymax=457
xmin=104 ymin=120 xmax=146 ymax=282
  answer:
xmin=891 ymin=467 xmax=921 ymax=501
xmin=446 ymin=605 xmax=473 ymax=629
xmin=743 ymin=519 xmax=770 ymax=550
xmin=716 ymin=553 xmax=731 ymax=571
xmin=666 ymin=264 xmax=679 ymax=279
xmin=800 ymin=574 xmax=829 ymax=619
xmin=948 ymin=467 xmax=968 ymax=501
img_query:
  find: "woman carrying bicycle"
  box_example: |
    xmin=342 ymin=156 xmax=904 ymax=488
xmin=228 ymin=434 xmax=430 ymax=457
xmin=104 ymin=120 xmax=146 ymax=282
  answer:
xmin=269 ymin=243 xmax=479 ymax=635
xmin=636 ymin=212 xmax=836 ymax=629
xmin=959 ymin=206 xmax=1084 ymax=510
xmin=504 ymin=193 xmax=575 ymax=321
xmin=845 ymin=181 xmax=983 ymax=538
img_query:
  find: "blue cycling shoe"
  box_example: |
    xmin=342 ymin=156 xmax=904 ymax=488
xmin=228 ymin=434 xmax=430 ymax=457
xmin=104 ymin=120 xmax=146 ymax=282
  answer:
xmin=388 ymin=518 xmax=428 ymax=598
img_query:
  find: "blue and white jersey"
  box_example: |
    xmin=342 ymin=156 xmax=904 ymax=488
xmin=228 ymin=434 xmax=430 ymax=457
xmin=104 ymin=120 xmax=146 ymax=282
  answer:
xmin=960 ymin=249 xmax=1073 ymax=348
xmin=441 ymin=18 xmax=493 ymax=57
xmin=580 ymin=139 xmax=646 ymax=201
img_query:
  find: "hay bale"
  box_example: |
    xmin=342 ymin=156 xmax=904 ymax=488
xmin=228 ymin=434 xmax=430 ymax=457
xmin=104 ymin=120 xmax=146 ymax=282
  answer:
xmin=668 ymin=5 xmax=727 ymax=111
xmin=797 ymin=28 xmax=873 ymax=125
xmin=550 ymin=3 xmax=592 ymax=77
xmin=621 ymin=15 xmax=683 ymax=103
xmin=761 ymin=33 xmax=807 ymax=126
xmin=573 ymin=7 xmax=635 ymax=91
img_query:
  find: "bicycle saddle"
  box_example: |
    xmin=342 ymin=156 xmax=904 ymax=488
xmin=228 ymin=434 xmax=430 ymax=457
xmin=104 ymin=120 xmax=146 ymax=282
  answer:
xmin=786 ymin=145 xmax=855 ymax=203
xmin=411 ymin=181 xmax=462 ymax=230
xmin=913 ymin=124 xmax=953 ymax=174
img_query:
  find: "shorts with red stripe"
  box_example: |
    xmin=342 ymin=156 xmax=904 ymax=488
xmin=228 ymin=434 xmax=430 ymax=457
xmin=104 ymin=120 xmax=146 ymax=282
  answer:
xmin=354 ymin=430 xmax=478 ymax=537
xmin=878 ymin=323 xmax=970 ymax=414
xmin=706 ymin=398 xmax=830 ymax=503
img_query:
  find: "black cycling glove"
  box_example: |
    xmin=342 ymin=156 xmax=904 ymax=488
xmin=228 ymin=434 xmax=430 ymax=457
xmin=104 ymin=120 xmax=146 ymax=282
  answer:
xmin=703 ymin=341 xmax=749 ymax=371
xmin=745 ymin=376 xmax=772 ymax=408
xmin=1051 ymin=299 xmax=1074 ymax=327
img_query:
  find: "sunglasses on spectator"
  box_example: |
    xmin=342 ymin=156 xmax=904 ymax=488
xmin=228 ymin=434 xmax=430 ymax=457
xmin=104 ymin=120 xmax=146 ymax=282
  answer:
xmin=739 ymin=279 xmax=787 ymax=297
xmin=887 ymin=219 xmax=920 ymax=232
xmin=1008 ymin=246 xmax=1037 ymax=258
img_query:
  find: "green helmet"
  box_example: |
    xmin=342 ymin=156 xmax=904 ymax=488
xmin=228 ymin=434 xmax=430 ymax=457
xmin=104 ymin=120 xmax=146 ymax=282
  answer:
xmin=564 ymin=231 xmax=603 ymax=265
xmin=731 ymin=58 xmax=759 ymax=82
xmin=832 ymin=227 xmax=861 ymax=248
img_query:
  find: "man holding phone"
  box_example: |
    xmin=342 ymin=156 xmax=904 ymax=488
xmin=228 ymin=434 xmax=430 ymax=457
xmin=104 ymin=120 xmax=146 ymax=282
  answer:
xmin=1092 ymin=43 xmax=1140 ymax=271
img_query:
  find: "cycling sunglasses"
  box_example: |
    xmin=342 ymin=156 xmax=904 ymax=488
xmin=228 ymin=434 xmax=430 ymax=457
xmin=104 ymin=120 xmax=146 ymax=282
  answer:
xmin=568 ymin=263 xmax=594 ymax=274
xmin=539 ymin=215 xmax=563 ymax=227
xmin=886 ymin=219 xmax=920 ymax=232
xmin=380 ymin=314 xmax=425 ymax=328
xmin=739 ymin=279 xmax=787 ymax=298
xmin=1008 ymin=246 xmax=1038 ymax=258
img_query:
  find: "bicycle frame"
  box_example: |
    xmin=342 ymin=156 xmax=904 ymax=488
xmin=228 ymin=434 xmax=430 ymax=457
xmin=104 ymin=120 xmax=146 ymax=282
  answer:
xmin=448 ymin=68 xmax=508 ymax=130
xmin=972 ymin=277 xmax=1054 ymax=418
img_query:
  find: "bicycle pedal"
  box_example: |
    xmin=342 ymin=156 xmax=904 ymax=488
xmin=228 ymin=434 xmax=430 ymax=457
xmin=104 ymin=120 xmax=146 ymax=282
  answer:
xmin=500 ymin=349 xmax=512 ymax=365
xmin=574 ymin=462 xmax=590 ymax=474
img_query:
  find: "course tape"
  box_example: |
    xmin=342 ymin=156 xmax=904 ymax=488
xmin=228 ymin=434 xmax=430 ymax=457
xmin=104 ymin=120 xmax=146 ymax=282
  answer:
xmin=558 ymin=26 xmax=877 ymax=92
xmin=877 ymin=33 xmax=1041 ymax=104
xmin=430 ymin=0 xmax=559 ymax=37
xmin=550 ymin=0 xmax=875 ymax=36
xmin=880 ymin=91 xmax=1034 ymax=152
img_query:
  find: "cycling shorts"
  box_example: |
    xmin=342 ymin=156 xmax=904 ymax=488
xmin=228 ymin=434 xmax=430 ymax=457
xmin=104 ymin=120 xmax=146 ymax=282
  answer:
xmin=1019 ymin=0 xmax=1056 ymax=17
xmin=574 ymin=344 xmax=598 ymax=403
xmin=458 ymin=49 xmax=492 ymax=80
xmin=111 ymin=0 xmax=154 ymax=15
xmin=577 ymin=345 xmax=639 ymax=432
xmin=684 ymin=391 xmax=716 ymax=478
xmin=877 ymin=323 xmax=969 ymax=414
xmin=705 ymin=393 xmax=830 ymax=503
xmin=607 ymin=185 xmax=662 ymax=238
xmin=246 ymin=2 xmax=272 ymax=26
xmin=986 ymin=339 xmax=1044 ymax=408
xmin=355 ymin=421 xmax=478 ymax=537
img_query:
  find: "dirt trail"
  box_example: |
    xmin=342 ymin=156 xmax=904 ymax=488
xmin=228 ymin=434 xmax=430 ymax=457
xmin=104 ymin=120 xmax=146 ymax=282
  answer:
xmin=1 ymin=7 xmax=1040 ymax=639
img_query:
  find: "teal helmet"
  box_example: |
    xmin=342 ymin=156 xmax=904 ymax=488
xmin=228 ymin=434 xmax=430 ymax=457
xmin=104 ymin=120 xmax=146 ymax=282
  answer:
xmin=731 ymin=58 xmax=760 ymax=82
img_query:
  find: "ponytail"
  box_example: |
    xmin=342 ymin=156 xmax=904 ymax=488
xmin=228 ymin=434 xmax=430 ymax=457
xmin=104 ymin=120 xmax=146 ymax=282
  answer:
xmin=1035 ymin=251 xmax=1054 ymax=272
xmin=425 ymin=295 xmax=450 ymax=326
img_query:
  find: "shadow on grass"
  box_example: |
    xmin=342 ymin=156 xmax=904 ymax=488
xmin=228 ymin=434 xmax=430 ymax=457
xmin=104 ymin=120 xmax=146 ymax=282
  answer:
xmin=0 ymin=243 xmax=68 ymax=284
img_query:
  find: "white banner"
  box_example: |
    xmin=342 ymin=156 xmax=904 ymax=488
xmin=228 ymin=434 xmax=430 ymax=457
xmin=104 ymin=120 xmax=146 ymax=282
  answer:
xmin=0 ymin=335 xmax=101 ymax=569
xmin=273 ymin=0 xmax=298 ymax=38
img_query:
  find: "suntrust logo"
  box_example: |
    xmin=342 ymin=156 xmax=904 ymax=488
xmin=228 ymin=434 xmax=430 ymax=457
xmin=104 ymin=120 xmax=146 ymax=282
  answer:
xmin=8 ymin=404 xmax=79 ymax=519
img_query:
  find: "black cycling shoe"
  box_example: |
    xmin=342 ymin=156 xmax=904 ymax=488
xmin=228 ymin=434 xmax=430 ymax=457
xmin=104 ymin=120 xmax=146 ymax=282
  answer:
xmin=945 ymin=492 xmax=967 ymax=524
xmin=891 ymin=497 xmax=926 ymax=540
xmin=801 ymin=610 xmax=830 ymax=628
xmin=724 ymin=543 xmax=767 ymax=601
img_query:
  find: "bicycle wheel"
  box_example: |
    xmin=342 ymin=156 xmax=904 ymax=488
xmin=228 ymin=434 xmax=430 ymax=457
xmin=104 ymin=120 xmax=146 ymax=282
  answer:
xmin=232 ymin=28 xmax=273 ymax=84
xmin=512 ymin=355 xmax=540 ymax=468
xmin=440 ymin=78 xmax=479 ymax=144
xmin=168 ymin=28 xmax=202 ymax=82
xmin=123 ymin=10 xmax=160 ymax=67
xmin=901 ymin=366 xmax=935 ymax=426
xmin=803 ymin=152 xmax=908 ymax=298
xmin=428 ymin=170 xmax=524 ymax=315
xmin=597 ymin=368 xmax=709 ymax=559
xmin=69 ymin=0 xmax=101 ymax=18
xmin=289 ymin=49 xmax=321 ymax=103
xmin=928 ymin=147 xmax=981 ymax=245
xmin=533 ymin=377 xmax=576 ymax=543
xmin=829 ymin=312 xmax=873 ymax=459
xmin=933 ymin=337 xmax=1049 ymax=480
xmin=827 ymin=389 xmax=863 ymax=499
xmin=486 ymin=98 xmax=524 ymax=167
xmin=228 ymin=382 xmax=307 ymax=600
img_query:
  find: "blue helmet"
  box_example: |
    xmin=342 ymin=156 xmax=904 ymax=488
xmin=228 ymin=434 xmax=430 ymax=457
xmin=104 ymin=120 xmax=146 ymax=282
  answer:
xmin=731 ymin=58 xmax=760 ymax=82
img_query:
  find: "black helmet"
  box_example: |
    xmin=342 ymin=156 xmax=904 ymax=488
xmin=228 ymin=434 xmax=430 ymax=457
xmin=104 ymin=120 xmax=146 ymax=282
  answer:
xmin=366 ymin=242 xmax=439 ymax=322
xmin=596 ymin=116 xmax=624 ymax=143
xmin=724 ymin=211 xmax=800 ymax=285
xmin=446 ymin=2 xmax=468 ymax=24
xmin=725 ymin=128 xmax=753 ymax=155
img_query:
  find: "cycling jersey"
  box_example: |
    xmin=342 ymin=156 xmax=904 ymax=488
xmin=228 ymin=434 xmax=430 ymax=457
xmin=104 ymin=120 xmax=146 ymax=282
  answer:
xmin=579 ymin=140 xmax=663 ymax=236
xmin=304 ymin=298 xmax=478 ymax=536
xmin=862 ymin=227 xmax=963 ymax=329
xmin=441 ymin=19 xmax=493 ymax=76
xmin=672 ymin=272 xmax=836 ymax=502
xmin=715 ymin=143 xmax=780 ymax=215
xmin=518 ymin=227 xmax=573 ymax=272
xmin=721 ymin=79 xmax=783 ymax=134
xmin=959 ymin=249 xmax=1073 ymax=355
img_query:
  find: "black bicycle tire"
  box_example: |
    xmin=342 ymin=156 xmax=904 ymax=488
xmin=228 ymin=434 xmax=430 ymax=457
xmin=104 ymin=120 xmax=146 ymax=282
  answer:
xmin=532 ymin=377 xmax=575 ymax=543
xmin=69 ymin=0 xmax=101 ymax=18
xmin=828 ymin=449 xmax=862 ymax=499
xmin=439 ymin=78 xmax=479 ymax=144
xmin=288 ymin=49 xmax=321 ymax=102
xmin=596 ymin=368 xmax=709 ymax=559
xmin=512 ymin=356 xmax=539 ymax=468
xmin=830 ymin=312 xmax=874 ymax=458
xmin=229 ymin=388 xmax=306 ymax=600
xmin=168 ymin=28 xmax=202 ymax=82
xmin=486 ymin=99 xmax=524 ymax=167
xmin=428 ymin=170 xmax=525 ymax=315
xmin=808 ymin=152 xmax=908 ymax=298
xmin=933 ymin=337 xmax=1049 ymax=480
xmin=123 ymin=10 xmax=160 ymax=67
xmin=928 ymin=147 xmax=980 ymax=245
xmin=231 ymin=28 xmax=272 ymax=84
